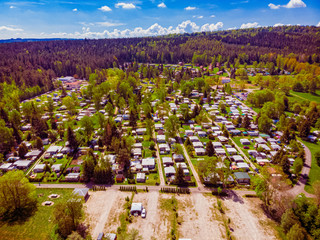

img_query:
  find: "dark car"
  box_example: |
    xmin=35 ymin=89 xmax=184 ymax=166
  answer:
xmin=243 ymin=146 xmax=249 ymax=149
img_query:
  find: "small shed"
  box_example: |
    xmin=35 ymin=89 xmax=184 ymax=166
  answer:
xmin=136 ymin=173 xmax=146 ymax=183
xmin=73 ymin=188 xmax=89 ymax=201
xmin=130 ymin=203 xmax=143 ymax=215
xmin=234 ymin=172 xmax=251 ymax=184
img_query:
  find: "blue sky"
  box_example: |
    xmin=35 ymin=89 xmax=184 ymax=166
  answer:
xmin=0 ymin=0 xmax=319 ymax=39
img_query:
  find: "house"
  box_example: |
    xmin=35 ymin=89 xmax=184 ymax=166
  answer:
xmin=234 ymin=172 xmax=251 ymax=184
xmin=130 ymin=203 xmax=144 ymax=216
xmin=136 ymin=128 xmax=147 ymax=135
xmin=132 ymin=148 xmax=142 ymax=158
xmin=185 ymin=130 xmax=194 ymax=137
xmin=141 ymin=158 xmax=155 ymax=170
xmin=198 ymin=131 xmax=207 ymax=138
xmin=65 ymin=173 xmax=80 ymax=182
xmin=33 ymin=164 xmax=46 ymax=173
xmin=217 ymin=136 xmax=229 ymax=143
xmin=248 ymin=131 xmax=259 ymax=137
xmin=237 ymin=162 xmax=250 ymax=171
xmin=173 ymin=154 xmax=184 ymax=162
xmin=195 ymin=148 xmax=206 ymax=156
xmin=232 ymin=155 xmax=244 ymax=163
xmin=192 ymin=141 xmax=204 ymax=148
xmin=47 ymin=145 xmax=62 ymax=156
xmin=164 ymin=166 xmax=176 ymax=177
xmin=0 ymin=163 xmax=13 ymax=172
xmin=240 ymin=139 xmax=251 ymax=145
xmin=14 ymin=160 xmax=32 ymax=169
xmin=159 ymin=144 xmax=170 ymax=154
xmin=156 ymin=135 xmax=166 ymax=143
xmin=162 ymin=157 xmax=174 ymax=167
xmin=212 ymin=142 xmax=223 ymax=149
xmin=51 ymin=164 xmax=62 ymax=173
xmin=25 ymin=150 xmax=42 ymax=159
xmin=155 ymin=123 xmax=164 ymax=130
xmin=226 ymin=148 xmax=237 ymax=155
xmin=215 ymin=148 xmax=226 ymax=156
xmin=176 ymin=162 xmax=188 ymax=169
xmin=73 ymin=188 xmax=89 ymax=200
xmin=136 ymin=173 xmax=146 ymax=183
xmin=189 ymin=136 xmax=200 ymax=142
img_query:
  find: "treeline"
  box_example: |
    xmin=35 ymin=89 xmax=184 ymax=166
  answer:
xmin=0 ymin=26 xmax=319 ymax=98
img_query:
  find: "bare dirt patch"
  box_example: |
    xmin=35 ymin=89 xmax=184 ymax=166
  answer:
xmin=102 ymin=191 xmax=132 ymax=235
xmin=85 ymin=190 xmax=130 ymax=239
xmin=222 ymin=192 xmax=279 ymax=240
xmin=127 ymin=191 xmax=168 ymax=240
xmin=176 ymin=193 xmax=224 ymax=240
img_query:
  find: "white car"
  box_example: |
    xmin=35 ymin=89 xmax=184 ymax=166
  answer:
xmin=141 ymin=208 xmax=146 ymax=218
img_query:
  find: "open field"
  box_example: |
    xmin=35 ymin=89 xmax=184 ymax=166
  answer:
xmin=302 ymin=141 xmax=320 ymax=193
xmin=85 ymin=191 xmax=280 ymax=240
xmin=0 ymin=188 xmax=73 ymax=240
xmin=290 ymin=90 xmax=320 ymax=103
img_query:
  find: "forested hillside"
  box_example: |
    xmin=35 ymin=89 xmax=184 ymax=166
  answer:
xmin=0 ymin=25 xmax=319 ymax=100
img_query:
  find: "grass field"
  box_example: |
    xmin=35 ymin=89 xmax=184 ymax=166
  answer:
xmin=303 ymin=141 xmax=320 ymax=194
xmin=289 ymin=90 xmax=320 ymax=104
xmin=0 ymin=188 xmax=73 ymax=240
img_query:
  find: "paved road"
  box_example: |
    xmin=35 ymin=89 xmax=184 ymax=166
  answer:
xmin=177 ymin=136 xmax=204 ymax=190
xmin=236 ymin=94 xmax=314 ymax=197
xmin=287 ymin=142 xmax=313 ymax=197
xmin=26 ymin=144 xmax=53 ymax=176
xmin=35 ymin=182 xmax=256 ymax=196
xmin=152 ymin=130 xmax=166 ymax=186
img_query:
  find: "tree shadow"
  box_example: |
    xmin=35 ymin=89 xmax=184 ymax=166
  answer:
xmin=0 ymin=203 xmax=38 ymax=226
xmin=220 ymin=190 xmax=244 ymax=204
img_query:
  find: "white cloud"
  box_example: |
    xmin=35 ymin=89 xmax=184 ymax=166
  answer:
xmin=9 ymin=5 xmax=16 ymax=9
xmin=268 ymin=3 xmax=280 ymax=9
xmin=72 ymin=8 xmax=78 ymax=12
xmin=185 ymin=6 xmax=197 ymax=10
xmin=0 ymin=26 xmax=23 ymax=31
xmin=157 ymin=3 xmax=166 ymax=8
xmin=201 ymin=22 xmax=223 ymax=32
xmin=97 ymin=22 xmax=125 ymax=27
xmin=198 ymin=16 xmax=203 ymax=19
xmin=115 ymin=3 xmax=136 ymax=9
xmin=274 ymin=23 xmax=284 ymax=26
xmin=33 ymin=20 xmax=224 ymax=39
xmin=240 ymin=22 xmax=260 ymax=29
xmin=285 ymin=0 xmax=306 ymax=8
xmin=98 ymin=6 xmax=112 ymax=12
xmin=210 ymin=15 xmax=216 ymax=18
xmin=317 ymin=22 xmax=320 ymax=27
xmin=268 ymin=0 xmax=306 ymax=9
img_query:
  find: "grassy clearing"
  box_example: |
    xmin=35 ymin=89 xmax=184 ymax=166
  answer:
xmin=303 ymin=141 xmax=320 ymax=193
xmin=0 ymin=188 xmax=73 ymax=240
xmin=290 ymin=90 xmax=320 ymax=103
xmin=160 ymin=196 xmax=179 ymax=240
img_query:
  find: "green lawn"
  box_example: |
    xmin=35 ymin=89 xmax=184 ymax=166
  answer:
xmin=303 ymin=141 xmax=320 ymax=193
xmin=290 ymin=90 xmax=320 ymax=103
xmin=0 ymin=188 xmax=73 ymax=240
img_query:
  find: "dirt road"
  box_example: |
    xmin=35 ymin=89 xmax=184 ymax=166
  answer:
xmin=152 ymin=130 xmax=166 ymax=186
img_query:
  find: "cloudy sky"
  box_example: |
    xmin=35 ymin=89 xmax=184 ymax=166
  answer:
xmin=0 ymin=0 xmax=319 ymax=39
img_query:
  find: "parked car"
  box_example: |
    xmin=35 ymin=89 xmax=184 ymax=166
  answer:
xmin=141 ymin=208 xmax=146 ymax=218
xmin=243 ymin=146 xmax=249 ymax=149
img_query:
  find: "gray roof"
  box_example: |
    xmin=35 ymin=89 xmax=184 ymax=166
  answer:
xmin=73 ymin=188 xmax=89 ymax=197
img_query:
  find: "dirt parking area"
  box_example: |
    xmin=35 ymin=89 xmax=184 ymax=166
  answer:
xmin=128 ymin=191 xmax=169 ymax=240
xmin=222 ymin=192 xmax=279 ymax=240
xmin=85 ymin=190 xmax=131 ymax=239
xmin=177 ymin=193 xmax=225 ymax=240
xmin=85 ymin=190 xmax=280 ymax=240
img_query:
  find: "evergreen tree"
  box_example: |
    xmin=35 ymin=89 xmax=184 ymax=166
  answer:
xmin=205 ymin=141 xmax=215 ymax=157
xmin=175 ymin=165 xmax=186 ymax=186
xmin=67 ymin=126 xmax=79 ymax=151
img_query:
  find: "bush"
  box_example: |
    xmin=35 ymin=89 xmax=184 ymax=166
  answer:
xmin=315 ymin=151 xmax=320 ymax=167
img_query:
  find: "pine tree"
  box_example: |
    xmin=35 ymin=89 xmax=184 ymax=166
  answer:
xmin=205 ymin=141 xmax=215 ymax=156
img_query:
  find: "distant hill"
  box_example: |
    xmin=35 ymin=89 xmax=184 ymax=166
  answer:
xmin=0 ymin=25 xmax=319 ymax=98
xmin=0 ymin=38 xmax=79 ymax=43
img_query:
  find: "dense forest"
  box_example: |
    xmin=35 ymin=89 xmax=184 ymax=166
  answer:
xmin=0 ymin=25 xmax=319 ymax=100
